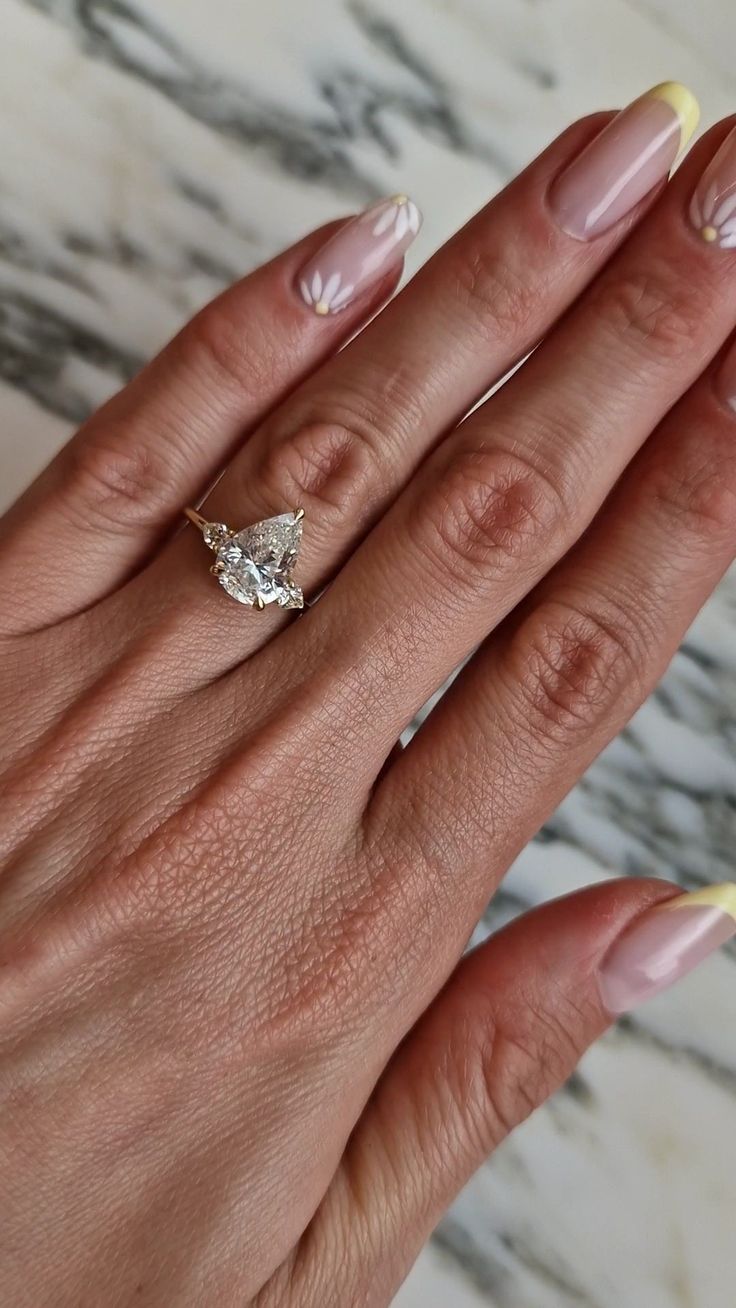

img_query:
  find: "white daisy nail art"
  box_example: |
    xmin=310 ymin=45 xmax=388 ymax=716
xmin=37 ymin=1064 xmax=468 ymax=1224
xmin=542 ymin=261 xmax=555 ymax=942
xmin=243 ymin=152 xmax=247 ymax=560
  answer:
xmin=689 ymin=126 xmax=736 ymax=249
xmin=690 ymin=184 xmax=736 ymax=248
xmin=371 ymin=195 xmax=423 ymax=241
xmin=296 ymin=192 xmax=422 ymax=316
xmin=299 ymin=270 xmax=355 ymax=315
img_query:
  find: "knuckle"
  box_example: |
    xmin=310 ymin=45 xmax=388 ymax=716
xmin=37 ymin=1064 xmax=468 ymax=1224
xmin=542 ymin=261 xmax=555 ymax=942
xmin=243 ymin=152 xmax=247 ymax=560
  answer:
xmin=417 ymin=445 xmax=564 ymax=585
xmin=183 ymin=300 xmax=272 ymax=399
xmin=265 ymin=912 xmax=375 ymax=1048
xmin=65 ymin=422 xmax=171 ymax=533
xmin=255 ymin=411 xmax=381 ymax=528
xmin=451 ymin=243 xmax=537 ymax=339
xmin=648 ymin=443 xmax=736 ymax=542
xmin=264 ymin=845 xmax=426 ymax=1048
xmin=509 ymin=596 xmax=646 ymax=741
xmin=442 ymin=994 xmax=589 ymax=1158
xmin=595 ymin=265 xmax=699 ymax=361
xmin=472 ymin=999 xmax=589 ymax=1140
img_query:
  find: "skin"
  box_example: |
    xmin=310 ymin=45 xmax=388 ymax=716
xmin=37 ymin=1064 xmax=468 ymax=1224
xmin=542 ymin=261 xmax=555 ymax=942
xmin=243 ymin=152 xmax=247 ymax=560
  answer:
xmin=1 ymin=112 xmax=736 ymax=1305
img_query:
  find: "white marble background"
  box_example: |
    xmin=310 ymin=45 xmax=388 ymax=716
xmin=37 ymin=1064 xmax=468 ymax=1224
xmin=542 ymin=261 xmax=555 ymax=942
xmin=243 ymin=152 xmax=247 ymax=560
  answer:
xmin=2 ymin=2 xmax=736 ymax=1305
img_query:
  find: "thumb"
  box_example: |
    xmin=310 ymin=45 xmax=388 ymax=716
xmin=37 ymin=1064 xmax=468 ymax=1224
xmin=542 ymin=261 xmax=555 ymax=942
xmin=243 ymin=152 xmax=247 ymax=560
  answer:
xmin=278 ymin=878 xmax=736 ymax=1308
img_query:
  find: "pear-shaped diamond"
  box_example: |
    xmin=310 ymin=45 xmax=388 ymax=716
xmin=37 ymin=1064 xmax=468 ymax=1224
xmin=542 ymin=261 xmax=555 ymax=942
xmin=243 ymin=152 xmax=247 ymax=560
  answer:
xmin=210 ymin=512 xmax=304 ymax=609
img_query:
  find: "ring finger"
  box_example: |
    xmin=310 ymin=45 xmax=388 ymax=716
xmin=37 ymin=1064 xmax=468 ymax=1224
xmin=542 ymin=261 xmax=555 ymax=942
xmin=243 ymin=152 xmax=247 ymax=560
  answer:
xmin=282 ymin=114 xmax=736 ymax=775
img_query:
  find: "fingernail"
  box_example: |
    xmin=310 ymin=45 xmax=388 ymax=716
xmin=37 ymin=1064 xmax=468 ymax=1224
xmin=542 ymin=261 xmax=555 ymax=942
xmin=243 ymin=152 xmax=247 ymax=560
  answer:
xmin=296 ymin=195 xmax=422 ymax=316
xmin=550 ymin=82 xmax=699 ymax=241
xmin=689 ymin=124 xmax=736 ymax=248
xmin=598 ymin=884 xmax=736 ymax=1015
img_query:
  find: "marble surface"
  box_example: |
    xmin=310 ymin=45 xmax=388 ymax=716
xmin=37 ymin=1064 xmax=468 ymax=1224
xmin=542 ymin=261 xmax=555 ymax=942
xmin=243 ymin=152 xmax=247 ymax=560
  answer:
xmin=2 ymin=2 xmax=736 ymax=1305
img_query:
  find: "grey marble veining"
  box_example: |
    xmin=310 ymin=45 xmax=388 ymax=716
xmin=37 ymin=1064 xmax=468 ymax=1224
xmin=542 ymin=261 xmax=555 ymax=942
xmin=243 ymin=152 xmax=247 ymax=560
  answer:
xmin=2 ymin=2 xmax=736 ymax=1305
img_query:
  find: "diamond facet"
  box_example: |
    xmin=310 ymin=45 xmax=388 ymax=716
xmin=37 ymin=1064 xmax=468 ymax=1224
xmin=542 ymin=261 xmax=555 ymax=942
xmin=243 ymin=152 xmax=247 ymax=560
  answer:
xmin=210 ymin=512 xmax=304 ymax=609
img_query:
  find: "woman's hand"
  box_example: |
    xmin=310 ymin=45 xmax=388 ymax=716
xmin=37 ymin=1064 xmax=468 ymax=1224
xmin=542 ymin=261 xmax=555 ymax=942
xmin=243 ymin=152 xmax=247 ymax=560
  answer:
xmin=3 ymin=85 xmax=736 ymax=1306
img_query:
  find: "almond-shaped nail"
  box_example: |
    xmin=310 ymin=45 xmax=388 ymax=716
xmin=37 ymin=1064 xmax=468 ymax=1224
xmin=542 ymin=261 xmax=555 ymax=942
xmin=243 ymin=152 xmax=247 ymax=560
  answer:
xmin=689 ymin=124 xmax=736 ymax=248
xmin=598 ymin=884 xmax=736 ymax=1015
xmin=550 ymin=82 xmax=699 ymax=241
xmin=296 ymin=195 xmax=422 ymax=316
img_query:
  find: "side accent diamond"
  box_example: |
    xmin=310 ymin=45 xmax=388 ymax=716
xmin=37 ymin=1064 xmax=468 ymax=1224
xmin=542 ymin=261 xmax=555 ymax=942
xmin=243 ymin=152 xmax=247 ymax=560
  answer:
xmin=203 ymin=522 xmax=231 ymax=550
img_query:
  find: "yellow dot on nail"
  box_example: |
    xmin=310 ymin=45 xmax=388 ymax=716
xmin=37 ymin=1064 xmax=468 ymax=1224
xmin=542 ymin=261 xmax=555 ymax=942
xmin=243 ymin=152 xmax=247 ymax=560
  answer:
xmin=702 ymin=225 xmax=718 ymax=242
xmin=392 ymin=193 xmax=408 ymax=205
xmin=315 ymin=301 xmax=330 ymax=315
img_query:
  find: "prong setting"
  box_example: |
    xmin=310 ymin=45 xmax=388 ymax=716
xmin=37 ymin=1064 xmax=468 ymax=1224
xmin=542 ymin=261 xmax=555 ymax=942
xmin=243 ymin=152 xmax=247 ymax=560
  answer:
xmin=186 ymin=506 xmax=304 ymax=610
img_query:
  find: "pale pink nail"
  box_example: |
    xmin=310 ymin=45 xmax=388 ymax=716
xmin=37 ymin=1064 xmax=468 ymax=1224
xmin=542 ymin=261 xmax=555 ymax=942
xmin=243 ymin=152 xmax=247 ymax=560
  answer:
xmin=296 ymin=195 xmax=422 ymax=316
xmin=689 ymin=125 xmax=736 ymax=249
xmin=550 ymin=82 xmax=699 ymax=241
xmin=598 ymin=884 xmax=736 ymax=1015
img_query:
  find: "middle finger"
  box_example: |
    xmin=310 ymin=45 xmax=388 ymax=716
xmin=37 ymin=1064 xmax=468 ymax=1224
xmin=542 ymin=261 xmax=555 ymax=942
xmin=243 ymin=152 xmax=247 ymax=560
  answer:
xmin=130 ymin=86 xmax=695 ymax=672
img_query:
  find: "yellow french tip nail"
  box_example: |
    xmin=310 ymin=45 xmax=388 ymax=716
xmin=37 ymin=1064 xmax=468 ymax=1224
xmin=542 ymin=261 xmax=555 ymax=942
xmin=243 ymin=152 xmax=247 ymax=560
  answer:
xmin=647 ymin=81 xmax=700 ymax=154
xmin=661 ymin=882 xmax=736 ymax=921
